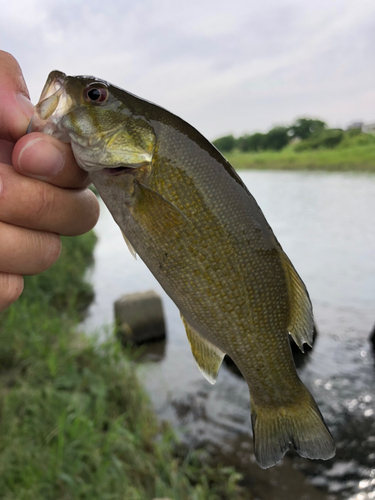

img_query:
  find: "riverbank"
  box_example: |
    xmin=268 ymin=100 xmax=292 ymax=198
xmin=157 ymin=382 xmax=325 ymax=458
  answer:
xmin=0 ymin=233 xmax=245 ymax=500
xmin=225 ymin=144 xmax=375 ymax=171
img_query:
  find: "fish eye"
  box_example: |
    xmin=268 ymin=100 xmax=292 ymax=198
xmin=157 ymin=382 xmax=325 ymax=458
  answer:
xmin=84 ymin=86 xmax=108 ymax=104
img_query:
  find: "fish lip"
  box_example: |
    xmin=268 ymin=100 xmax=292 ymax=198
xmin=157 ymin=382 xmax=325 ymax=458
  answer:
xmin=26 ymin=118 xmax=35 ymax=135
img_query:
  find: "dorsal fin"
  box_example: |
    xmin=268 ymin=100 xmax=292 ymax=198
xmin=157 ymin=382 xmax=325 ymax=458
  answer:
xmin=279 ymin=251 xmax=314 ymax=352
xmin=181 ymin=315 xmax=225 ymax=384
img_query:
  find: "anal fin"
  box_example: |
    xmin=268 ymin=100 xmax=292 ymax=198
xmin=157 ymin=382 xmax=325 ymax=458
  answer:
xmin=181 ymin=315 xmax=225 ymax=385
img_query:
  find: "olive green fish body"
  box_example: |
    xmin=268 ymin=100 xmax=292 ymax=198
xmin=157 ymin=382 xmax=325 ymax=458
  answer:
xmin=28 ymin=72 xmax=335 ymax=468
xmin=93 ymin=124 xmax=290 ymax=374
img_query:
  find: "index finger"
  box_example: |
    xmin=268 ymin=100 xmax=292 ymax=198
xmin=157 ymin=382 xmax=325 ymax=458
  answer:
xmin=0 ymin=51 xmax=35 ymax=142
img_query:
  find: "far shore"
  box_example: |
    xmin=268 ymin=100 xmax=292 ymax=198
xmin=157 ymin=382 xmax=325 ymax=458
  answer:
xmin=225 ymin=144 xmax=375 ymax=172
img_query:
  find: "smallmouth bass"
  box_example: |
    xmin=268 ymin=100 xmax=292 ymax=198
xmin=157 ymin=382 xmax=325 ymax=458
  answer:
xmin=28 ymin=71 xmax=335 ymax=468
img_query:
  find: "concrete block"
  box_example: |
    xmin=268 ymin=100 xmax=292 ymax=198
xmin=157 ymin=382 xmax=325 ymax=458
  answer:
xmin=115 ymin=290 xmax=166 ymax=345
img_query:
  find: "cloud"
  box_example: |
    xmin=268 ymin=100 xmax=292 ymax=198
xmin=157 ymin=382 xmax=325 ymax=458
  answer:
xmin=1 ymin=0 xmax=374 ymax=137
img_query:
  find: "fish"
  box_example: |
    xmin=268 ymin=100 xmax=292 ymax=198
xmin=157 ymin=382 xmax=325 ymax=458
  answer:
xmin=28 ymin=71 xmax=335 ymax=469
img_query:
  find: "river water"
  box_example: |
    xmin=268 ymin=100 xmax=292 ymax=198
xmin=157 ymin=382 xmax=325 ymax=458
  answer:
xmin=81 ymin=171 xmax=375 ymax=500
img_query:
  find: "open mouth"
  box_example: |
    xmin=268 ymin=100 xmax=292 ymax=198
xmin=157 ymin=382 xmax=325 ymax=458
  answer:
xmin=27 ymin=71 xmax=73 ymax=140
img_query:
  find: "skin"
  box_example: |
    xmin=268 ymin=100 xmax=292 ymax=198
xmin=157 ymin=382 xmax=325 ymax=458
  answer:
xmin=0 ymin=51 xmax=99 ymax=312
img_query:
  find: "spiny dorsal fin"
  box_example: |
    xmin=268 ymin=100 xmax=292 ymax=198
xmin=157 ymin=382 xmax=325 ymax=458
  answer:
xmin=279 ymin=251 xmax=314 ymax=352
xmin=181 ymin=315 xmax=225 ymax=385
xmin=121 ymin=231 xmax=137 ymax=259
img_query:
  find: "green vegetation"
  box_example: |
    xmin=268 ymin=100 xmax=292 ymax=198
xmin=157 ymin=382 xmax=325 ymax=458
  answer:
xmin=294 ymin=128 xmax=344 ymax=151
xmin=289 ymin=118 xmax=326 ymax=141
xmin=213 ymin=117 xmax=375 ymax=171
xmin=212 ymin=134 xmax=237 ymax=153
xmin=214 ymin=126 xmax=290 ymax=152
xmin=0 ymin=233 xmax=245 ymax=500
xmin=225 ymin=143 xmax=375 ymax=171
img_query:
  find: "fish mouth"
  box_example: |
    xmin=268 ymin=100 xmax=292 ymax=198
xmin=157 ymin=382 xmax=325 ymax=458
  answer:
xmin=37 ymin=70 xmax=67 ymax=116
xmin=27 ymin=70 xmax=73 ymax=141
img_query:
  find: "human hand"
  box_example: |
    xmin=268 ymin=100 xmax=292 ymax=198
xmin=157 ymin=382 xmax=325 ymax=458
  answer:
xmin=0 ymin=51 xmax=100 ymax=311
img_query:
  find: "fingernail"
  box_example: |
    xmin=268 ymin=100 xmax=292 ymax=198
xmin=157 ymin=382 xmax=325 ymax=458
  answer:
xmin=16 ymin=93 xmax=35 ymax=120
xmin=18 ymin=138 xmax=64 ymax=178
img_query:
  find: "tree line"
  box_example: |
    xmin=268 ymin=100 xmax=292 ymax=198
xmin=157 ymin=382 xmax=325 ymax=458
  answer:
xmin=212 ymin=118 xmax=367 ymax=153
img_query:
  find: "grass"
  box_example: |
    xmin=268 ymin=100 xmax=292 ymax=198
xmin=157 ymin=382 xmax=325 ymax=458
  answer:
xmin=225 ymin=143 xmax=375 ymax=172
xmin=0 ymin=233 xmax=245 ymax=500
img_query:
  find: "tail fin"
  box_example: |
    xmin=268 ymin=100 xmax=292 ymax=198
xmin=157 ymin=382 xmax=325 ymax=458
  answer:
xmin=251 ymin=389 xmax=335 ymax=469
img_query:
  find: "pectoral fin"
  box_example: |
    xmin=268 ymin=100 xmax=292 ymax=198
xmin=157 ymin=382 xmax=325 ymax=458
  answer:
xmin=181 ymin=315 xmax=225 ymax=384
xmin=133 ymin=181 xmax=188 ymax=228
xmin=279 ymin=251 xmax=314 ymax=352
xmin=121 ymin=231 xmax=137 ymax=259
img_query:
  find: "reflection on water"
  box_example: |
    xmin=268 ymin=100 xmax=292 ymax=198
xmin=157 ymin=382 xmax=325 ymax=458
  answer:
xmin=81 ymin=171 xmax=375 ymax=500
xmin=130 ymin=340 xmax=167 ymax=363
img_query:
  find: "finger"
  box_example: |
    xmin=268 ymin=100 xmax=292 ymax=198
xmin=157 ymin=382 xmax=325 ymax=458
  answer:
xmin=0 ymin=51 xmax=35 ymax=142
xmin=0 ymin=139 xmax=13 ymax=165
xmin=13 ymin=132 xmax=90 ymax=189
xmin=0 ymin=272 xmax=24 ymax=312
xmin=0 ymin=163 xmax=99 ymax=236
xmin=0 ymin=221 xmax=61 ymax=275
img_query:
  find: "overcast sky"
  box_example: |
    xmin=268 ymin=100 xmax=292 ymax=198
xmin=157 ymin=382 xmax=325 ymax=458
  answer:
xmin=2 ymin=0 xmax=374 ymax=140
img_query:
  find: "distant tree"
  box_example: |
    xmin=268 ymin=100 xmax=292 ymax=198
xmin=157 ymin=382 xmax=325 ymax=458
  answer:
xmin=320 ymin=129 xmax=344 ymax=148
xmin=237 ymin=133 xmax=265 ymax=152
xmin=290 ymin=118 xmax=326 ymax=140
xmin=212 ymin=134 xmax=236 ymax=153
xmin=295 ymin=128 xmax=344 ymax=151
xmin=262 ymin=126 xmax=290 ymax=151
xmin=346 ymin=127 xmax=362 ymax=137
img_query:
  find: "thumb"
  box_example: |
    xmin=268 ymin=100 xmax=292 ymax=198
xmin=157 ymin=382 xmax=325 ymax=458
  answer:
xmin=0 ymin=51 xmax=35 ymax=142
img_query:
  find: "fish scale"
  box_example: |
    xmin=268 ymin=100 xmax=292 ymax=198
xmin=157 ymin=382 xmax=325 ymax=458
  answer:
xmin=28 ymin=70 xmax=336 ymax=469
